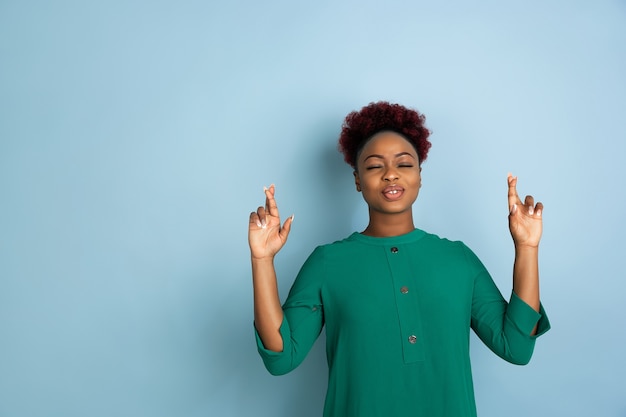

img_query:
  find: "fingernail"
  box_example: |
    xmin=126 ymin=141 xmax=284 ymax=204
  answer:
xmin=263 ymin=186 xmax=268 ymax=192
xmin=511 ymin=204 xmax=517 ymax=214
xmin=256 ymin=221 xmax=262 ymax=228
xmin=529 ymin=206 xmax=534 ymax=215
xmin=537 ymin=209 xmax=542 ymax=217
xmin=291 ymin=214 xmax=295 ymax=222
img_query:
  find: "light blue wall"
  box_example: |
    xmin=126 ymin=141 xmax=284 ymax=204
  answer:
xmin=1 ymin=1 xmax=625 ymax=416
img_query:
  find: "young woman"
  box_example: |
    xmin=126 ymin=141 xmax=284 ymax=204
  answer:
xmin=248 ymin=102 xmax=550 ymax=417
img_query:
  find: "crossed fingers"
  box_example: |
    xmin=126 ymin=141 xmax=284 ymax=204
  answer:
xmin=508 ymin=174 xmax=543 ymax=217
xmin=250 ymin=184 xmax=280 ymax=228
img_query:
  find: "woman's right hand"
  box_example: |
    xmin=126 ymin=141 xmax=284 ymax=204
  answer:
xmin=248 ymin=184 xmax=294 ymax=260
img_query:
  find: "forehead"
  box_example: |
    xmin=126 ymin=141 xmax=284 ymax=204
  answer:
xmin=359 ymin=131 xmax=417 ymax=156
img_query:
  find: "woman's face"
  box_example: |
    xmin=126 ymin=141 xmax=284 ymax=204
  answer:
xmin=354 ymin=131 xmax=422 ymax=216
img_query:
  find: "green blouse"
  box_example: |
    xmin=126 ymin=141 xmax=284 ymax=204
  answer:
xmin=255 ymin=229 xmax=550 ymax=417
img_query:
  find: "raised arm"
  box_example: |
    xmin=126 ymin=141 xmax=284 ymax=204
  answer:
xmin=507 ymin=174 xmax=543 ymax=334
xmin=249 ymin=184 xmax=294 ymax=352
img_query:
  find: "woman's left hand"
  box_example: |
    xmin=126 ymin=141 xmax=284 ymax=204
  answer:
xmin=507 ymin=174 xmax=543 ymax=248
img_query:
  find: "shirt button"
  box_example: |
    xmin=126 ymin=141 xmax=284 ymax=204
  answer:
xmin=390 ymin=247 xmax=399 ymax=253
xmin=400 ymin=286 xmax=409 ymax=294
xmin=408 ymin=335 xmax=417 ymax=344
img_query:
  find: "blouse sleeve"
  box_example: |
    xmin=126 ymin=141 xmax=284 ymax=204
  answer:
xmin=254 ymin=246 xmax=326 ymax=375
xmin=464 ymin=244 xmax=551 ymax=365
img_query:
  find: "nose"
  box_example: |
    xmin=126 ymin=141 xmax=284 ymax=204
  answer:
xmin=383 ymin=168 xmax=399 ymax=182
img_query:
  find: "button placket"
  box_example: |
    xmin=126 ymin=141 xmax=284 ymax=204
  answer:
xmin=384 ymin=244 xmax=424 ymax=363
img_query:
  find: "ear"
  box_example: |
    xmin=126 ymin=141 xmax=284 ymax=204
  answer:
xmin=353 ymin=170 xmax=361 ymax=192
xmin=419 ymin=166 xmax=422 ymax=188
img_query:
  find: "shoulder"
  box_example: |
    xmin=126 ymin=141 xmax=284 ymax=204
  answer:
xmin=414 ymin=230 xmax=469 ymax=253
xmin=299 ymin=234 xmax=360 ymax=267
xmin=407 ymin=230 xmax=487 ymax=271
xmin=309 ymin=232 xmax=364 ymax=257
xmin=426 ymin=232 xmax=487 ymax=271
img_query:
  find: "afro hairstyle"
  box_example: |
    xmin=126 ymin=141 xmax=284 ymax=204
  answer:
xmin=338 ymin=101 xmax=431 ymax=168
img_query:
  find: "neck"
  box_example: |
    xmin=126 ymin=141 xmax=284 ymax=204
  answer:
xmin=362 ymin=210 xmax=415 ymax=237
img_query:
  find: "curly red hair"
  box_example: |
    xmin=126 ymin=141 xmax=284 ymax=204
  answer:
xmin=338 ymin=101 xmax=432 ymax=168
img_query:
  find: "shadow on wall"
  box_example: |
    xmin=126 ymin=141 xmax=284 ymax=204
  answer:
xmin=204 ymin=117 xmax=355 ymax=417
xmin=288 ymin=115 xmax=362 ymax=247
xmin=250 ymin=117 xmax=360 ymax=416
xmin=272 ymin=117 xmax=356 ymax=416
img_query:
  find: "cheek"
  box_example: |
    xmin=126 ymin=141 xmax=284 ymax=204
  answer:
xmin=359 ymin=174 xmax=375 ymax=188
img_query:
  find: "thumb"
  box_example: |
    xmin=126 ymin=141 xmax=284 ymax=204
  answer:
xmin=279 ymin=214 xmax=295 ymax=241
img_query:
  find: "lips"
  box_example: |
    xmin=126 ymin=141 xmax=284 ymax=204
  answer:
xmin=382 ymin=185 xmax=404 ymax=200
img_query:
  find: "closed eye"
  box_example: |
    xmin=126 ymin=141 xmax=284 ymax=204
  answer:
xmin=365 ymin=165 xmax=382 ymax=170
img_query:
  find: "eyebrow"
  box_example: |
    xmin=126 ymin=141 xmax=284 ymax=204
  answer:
xmin=363 ymin=152 xmax=416 ymax=161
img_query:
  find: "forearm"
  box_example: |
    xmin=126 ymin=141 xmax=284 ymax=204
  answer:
xmin=252 ymin=257 xmax=284 ymax=352
xmin=512 ymin=245 xmax=540 ymax=334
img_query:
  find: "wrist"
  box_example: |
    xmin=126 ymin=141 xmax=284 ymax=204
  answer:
xmin=251 ymin=254 xmax=276 ymax=264
xmin=514 ymin=243 xmax=539 ymax=253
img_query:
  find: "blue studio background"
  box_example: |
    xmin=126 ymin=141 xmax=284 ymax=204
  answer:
xmin=1 ymin=1 xmax=625 ymax=416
